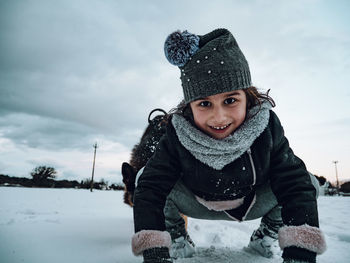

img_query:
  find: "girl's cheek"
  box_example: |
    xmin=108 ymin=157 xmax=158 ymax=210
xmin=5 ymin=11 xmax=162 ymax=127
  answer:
xmin=194 ymin=115 xmax=203 ymax=125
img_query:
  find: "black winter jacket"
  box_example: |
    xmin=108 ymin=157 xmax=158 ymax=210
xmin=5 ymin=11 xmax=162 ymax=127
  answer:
xmin=133 ymin=111 xmax=321 ymax=261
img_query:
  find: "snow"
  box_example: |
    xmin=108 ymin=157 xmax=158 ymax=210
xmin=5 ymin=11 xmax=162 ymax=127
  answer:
xmin=0 ymin=187 xmax=349 ymax=263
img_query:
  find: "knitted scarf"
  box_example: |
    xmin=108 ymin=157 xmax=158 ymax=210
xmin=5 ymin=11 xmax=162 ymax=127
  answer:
xmin=171 ymin=103 xmax=272 ymax=170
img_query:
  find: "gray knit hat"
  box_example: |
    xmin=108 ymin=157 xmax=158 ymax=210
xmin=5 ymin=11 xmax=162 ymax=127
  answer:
xmin=164 ymin=28 xmax=252 ymax=104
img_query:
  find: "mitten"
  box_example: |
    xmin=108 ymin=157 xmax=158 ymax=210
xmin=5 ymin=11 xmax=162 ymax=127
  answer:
xmin=143 ymin=247 xmax=173 ymax=263
xmin=282 ymin=246 xmax=317 ymax=263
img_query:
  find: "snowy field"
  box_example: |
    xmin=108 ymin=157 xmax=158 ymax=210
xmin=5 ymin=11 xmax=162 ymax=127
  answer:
xmin=0 ymin=187 xmax=349 ymax=263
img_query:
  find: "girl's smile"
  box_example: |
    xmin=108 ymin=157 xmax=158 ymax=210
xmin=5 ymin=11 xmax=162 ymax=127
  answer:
xmin=190 ymin=90 xmax=247 ymax=139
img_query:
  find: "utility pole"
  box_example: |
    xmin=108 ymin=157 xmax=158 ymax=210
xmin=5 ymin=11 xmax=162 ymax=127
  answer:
xmin=333 ymin=161 xmax=339 ymax=195
xmin=90 ymin=142 xmax=98 ymax=192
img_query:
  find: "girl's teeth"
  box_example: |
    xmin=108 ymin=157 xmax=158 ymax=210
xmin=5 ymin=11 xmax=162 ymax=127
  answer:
xmin=212 ymin=124 xmax=229 ymax=130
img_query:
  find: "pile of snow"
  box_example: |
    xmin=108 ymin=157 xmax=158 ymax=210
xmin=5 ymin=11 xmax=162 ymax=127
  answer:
xmin=0 ymin=187 xmax=349 ymax=263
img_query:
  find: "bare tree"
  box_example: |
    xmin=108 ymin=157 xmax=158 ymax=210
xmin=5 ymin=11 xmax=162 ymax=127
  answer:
xmin=31 ymin=166 xmax=57 ymax=181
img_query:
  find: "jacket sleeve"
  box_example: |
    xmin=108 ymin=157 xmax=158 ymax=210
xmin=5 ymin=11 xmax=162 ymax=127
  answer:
xmin=268 ymin=111 xmax=326 ymax=262
xmin=132 ymin=124 xmax=182 ymax=256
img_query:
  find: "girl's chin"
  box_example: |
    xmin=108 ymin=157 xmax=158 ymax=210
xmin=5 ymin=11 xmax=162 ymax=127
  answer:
xmin=207 ymin=127 xmax=234 ymax=139
xmin=211 ymin=133 xmax=230 ymax=139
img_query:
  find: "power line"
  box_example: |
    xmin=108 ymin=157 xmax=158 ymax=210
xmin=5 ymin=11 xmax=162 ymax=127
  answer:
xmin=333 ymin=161 xmax=339 ymax=195
xmin=90 ymin=142 xmax=98 ymax=192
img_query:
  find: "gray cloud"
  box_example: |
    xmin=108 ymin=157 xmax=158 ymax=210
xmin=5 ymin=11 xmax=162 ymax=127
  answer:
xmin=0 ymin=112 xmax=96 ymax=150
xmin=1 ymin=0 xmax=349 ymax=180
xmin=0 ymin=0 xmax=185 ymax=151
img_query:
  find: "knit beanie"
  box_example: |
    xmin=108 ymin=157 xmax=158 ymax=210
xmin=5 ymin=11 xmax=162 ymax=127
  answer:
xmin=164 ymin=28 xmax=252 ymax=104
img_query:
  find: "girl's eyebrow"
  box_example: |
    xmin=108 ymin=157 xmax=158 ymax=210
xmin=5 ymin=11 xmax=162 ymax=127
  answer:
xmin=195 ymin=92 xmax=241 ymax=101
xmin=195 ymin=97 xmax=208 ymax=101
xmin=225 ymin=92 xmax=241 ymax=97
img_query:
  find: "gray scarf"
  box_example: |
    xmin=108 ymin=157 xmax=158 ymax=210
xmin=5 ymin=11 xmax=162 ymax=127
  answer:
xmin=171 ymin=103 xmax=272 ymax=170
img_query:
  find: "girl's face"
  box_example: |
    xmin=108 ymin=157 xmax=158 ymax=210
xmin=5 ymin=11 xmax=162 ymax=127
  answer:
xmin=190 ymin=90 xmax=247 ymax=139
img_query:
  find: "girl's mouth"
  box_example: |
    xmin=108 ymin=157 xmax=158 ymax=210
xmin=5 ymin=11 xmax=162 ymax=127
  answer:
xmin=209 ymin=123 xmax=231 ymax=133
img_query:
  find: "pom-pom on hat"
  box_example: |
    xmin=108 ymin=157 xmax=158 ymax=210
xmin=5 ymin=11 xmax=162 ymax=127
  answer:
xmin=164 ymin=30 xmax=200 ymax=67
xmin=164 ymin=28 xmax=252 ymax=104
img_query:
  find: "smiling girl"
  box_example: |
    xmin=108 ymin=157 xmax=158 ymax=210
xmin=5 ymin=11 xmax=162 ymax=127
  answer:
xmin=191 ymin=90 xmax=247 ymax=140
xmin=131 ymin=28 xmax=326 ymax=263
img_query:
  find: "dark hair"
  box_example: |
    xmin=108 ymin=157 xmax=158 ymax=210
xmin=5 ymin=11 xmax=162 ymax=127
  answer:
xmin=243 ymin=86 xmax=275 ymax=118
xmin=167 ymin=86 xmax=275 ymax=121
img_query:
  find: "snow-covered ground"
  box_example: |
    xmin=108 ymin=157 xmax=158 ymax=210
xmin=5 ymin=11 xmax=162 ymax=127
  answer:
xmin=0 ymin=187 xmax=349 ymax=263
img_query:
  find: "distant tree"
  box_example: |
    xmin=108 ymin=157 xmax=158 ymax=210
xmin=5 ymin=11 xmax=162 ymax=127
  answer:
xmin=80 ymin=178 xmax=92 ymax=189
xmin=99 ymin=178 xmax=109 ymax=190
xmin=31 ymin=166 xmax=57 ymax=181
xmin=110 ymin=183 xmax=124 ymax=190
xmin=80 ymin=178 xmax=100 ymax=189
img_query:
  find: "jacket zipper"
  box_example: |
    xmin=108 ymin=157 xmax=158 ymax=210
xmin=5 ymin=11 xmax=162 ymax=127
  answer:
xmin=247 ymin=148 xmax=256 ymax=185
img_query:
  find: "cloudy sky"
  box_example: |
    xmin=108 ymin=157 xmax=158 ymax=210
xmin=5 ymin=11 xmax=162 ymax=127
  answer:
xmin=1 ymin=0 xmax=349 ymax=184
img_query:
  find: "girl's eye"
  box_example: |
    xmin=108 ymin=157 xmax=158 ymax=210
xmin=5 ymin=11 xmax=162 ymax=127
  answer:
xmin=199 ymin=101 xmax=211 ymax=107
xmin=224 ymin=97 xmax=236 ymax=104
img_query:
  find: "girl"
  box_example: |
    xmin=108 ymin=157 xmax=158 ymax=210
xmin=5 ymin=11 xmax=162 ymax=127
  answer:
xmin=131 ymin=28 xmax=326 ymax=263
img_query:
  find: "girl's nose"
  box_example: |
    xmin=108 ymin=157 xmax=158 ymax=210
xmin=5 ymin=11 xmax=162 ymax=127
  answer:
xmin=212 ymin=106 xmax=228 ymax=124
